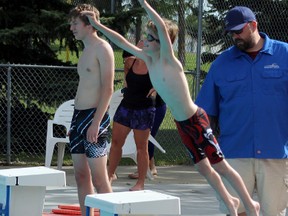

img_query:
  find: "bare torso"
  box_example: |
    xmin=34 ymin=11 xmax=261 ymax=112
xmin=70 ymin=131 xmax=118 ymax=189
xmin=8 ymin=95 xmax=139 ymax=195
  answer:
xmin=75 ymin=40 xmax=105 ymax=110
xmin=147 ymin=57 xmax=198 ymax=121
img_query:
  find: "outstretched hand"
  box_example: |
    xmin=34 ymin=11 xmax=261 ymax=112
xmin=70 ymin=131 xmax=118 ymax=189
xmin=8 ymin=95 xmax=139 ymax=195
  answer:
xmin=81 ymin=11 xmax=99 ymax=26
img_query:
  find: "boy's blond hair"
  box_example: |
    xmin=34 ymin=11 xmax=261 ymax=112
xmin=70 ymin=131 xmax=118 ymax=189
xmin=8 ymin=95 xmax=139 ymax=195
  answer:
xmin=68 ymin=4 xmax=100 ymax=26
xmin=146 ymin=18 xmax=178 ymax=44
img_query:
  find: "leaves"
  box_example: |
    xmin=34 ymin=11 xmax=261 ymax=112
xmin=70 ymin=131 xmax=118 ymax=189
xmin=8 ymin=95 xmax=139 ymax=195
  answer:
xmin=0 ymin=0 xmax=73 ymax=65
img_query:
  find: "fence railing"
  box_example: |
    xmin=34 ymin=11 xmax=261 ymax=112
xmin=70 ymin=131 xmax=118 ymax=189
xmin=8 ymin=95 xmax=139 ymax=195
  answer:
xmin=0 ymin=64 xmax=199 ymax=165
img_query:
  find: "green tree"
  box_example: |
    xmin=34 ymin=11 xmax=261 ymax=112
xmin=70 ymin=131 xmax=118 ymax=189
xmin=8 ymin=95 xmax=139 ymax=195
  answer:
xmin=74 ymin=0 xmax=189 ymax=66
xmin=0 ymin=0 xmax=75 ymax=65
xmin=202 ymin=0 xmax=288 ymax=63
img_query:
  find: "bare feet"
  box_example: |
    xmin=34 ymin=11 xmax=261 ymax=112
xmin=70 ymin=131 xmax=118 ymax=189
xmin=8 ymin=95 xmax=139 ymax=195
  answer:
xmin=129 ymin=183 xmax=144 ymax=191
xmin=109 ymin=177 xmax=113 ymax=185
xmin=149 ymin=157 xmax=157 ymax=175
xmin=112 ymin=173 xmax=118 ymax=180
xmin=246 ymin=200 xmax=260 ymax=216
xmin=128 ymin=170 xmax=157 ymax=179
xmin=128 ymin=171 xmax=139 ymax=179
xmin=227 ymin=197 xmax=240 ymax=216
xmin=109 ymin=173 xmax=116 ymax=184
xmin=150 ymin=168 xmax=157 ymax=176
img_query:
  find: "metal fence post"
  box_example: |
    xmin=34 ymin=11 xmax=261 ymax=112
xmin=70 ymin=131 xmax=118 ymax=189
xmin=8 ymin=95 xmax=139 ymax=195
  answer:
xmin=6 ymin=66 xmax=12 ymax=165
xmin=195 ymin=0 xmax=203 ymax=97
xmin=111 ymin=0 xmax=115 ymax=14
xmin=0 ymin=64 xmax=192 ymax=164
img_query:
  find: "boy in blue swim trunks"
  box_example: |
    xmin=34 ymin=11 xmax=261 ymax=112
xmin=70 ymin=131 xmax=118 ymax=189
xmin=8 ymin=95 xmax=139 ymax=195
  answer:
xmin=69 ymin=108 xmax=110 ymax=158
xmin=68 ymin=4 xmax=114 ymax=216
xmin=81 ymin=0 xmax=260 ymax=215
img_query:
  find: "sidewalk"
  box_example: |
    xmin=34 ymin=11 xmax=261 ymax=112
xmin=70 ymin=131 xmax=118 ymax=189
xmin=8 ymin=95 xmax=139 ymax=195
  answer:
xmin=44 ymin=165 xmax=224 ymax=216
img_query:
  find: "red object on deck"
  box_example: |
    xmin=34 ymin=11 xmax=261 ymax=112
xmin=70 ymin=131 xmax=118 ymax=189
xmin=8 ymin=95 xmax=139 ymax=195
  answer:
xmin=43 ymin=204 xmax=100 ymax=216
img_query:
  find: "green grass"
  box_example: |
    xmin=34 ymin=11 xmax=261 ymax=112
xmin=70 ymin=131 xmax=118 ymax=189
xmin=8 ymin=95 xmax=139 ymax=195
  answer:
xmin=57 ymin=48 xmax=125 ymax=69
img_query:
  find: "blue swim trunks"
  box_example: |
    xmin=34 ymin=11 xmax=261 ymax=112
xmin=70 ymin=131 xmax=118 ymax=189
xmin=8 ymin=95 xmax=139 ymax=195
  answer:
xmin=113 ymin=104 xmax=155 ymax=130
xmin=69 ymin=108 xmax=110 ymax=158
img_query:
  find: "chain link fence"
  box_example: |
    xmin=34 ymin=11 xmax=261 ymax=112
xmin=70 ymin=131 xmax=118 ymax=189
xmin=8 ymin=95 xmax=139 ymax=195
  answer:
xmin=66 ymin=0 xmax=288 ymax=91
xmin=0 ymin=64 xmax=196 ymax=165
xmin=1 ymin=0 xmax=287 ymax=165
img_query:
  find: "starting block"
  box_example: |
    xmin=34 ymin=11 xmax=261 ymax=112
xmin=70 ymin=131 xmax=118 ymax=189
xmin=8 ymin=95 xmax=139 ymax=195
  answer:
xmin=85 ymin=190 xmax=181 ymax=216
xmin=0 ymin=166 xmax=66 ymax=216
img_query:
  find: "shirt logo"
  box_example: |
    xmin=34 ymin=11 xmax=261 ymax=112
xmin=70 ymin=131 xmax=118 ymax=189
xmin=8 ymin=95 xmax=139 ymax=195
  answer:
xmin=264 ymin=63 xmax=280 ymax=69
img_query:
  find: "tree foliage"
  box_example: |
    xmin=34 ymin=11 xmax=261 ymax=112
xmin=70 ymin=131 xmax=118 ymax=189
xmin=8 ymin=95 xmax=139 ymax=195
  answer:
xmin=204 ymin=0 xmax=288 ymax=55
xmin=0 ymin=0 xmax=75 ymax=65
xmin=0 ymin=0 xmax=193 ymax=66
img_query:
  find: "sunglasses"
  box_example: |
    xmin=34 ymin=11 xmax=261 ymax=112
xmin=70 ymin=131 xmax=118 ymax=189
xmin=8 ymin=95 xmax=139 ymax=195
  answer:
xmin=227 ymin=23 xmax=249 ymax=36
xmin=146 ymin=34 xmax=160 ymax=43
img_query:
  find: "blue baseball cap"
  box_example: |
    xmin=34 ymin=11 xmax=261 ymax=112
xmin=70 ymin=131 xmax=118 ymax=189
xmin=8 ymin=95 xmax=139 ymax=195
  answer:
xmin=224 ymin=6 xmax=256 ymax=34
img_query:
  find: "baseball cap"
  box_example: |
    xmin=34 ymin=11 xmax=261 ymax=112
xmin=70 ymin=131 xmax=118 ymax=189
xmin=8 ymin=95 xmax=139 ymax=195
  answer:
xmin=224 ymin=6 xmax=256 ymax=34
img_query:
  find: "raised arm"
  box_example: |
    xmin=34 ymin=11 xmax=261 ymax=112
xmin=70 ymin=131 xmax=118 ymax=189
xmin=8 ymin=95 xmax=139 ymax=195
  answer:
xmin=138 ymin=0 xmax=174 ymax=58
xmin=81 ymin=11 xmax=148 ymax=62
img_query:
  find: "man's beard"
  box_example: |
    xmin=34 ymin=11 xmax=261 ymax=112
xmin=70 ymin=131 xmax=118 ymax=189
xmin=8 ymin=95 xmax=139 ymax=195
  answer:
xmin=233 ymin=38 xmax=253 ymax=51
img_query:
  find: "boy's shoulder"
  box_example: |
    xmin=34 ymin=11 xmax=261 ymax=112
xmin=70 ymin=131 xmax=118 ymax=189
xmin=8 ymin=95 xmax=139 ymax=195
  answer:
xmin=92 ymin=37 xmax=114 ymax=52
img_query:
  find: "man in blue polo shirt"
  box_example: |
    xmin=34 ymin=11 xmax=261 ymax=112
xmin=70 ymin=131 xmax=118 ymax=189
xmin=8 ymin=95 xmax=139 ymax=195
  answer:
xmin=196 ymin=6 xmax=288 ymax=216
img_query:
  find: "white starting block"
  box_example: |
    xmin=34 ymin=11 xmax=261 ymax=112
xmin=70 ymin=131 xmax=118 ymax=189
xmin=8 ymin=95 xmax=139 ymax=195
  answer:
xmin=85 ymin=190 xmax=181 ymax=216
xmin=0 ymin=166 xmax=66 ymax=216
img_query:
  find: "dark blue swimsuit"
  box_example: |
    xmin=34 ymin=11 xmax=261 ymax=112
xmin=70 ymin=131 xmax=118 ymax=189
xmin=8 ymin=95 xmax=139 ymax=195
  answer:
xmin=113 ymin=59 xmax=156 ymax=129
xmin=69 ymin=108 xmax=110 ymax=158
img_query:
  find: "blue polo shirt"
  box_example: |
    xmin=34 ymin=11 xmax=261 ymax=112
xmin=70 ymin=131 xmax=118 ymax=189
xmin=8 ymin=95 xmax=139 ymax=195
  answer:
xmin=196 ymin=33 xmax=288 ymax=159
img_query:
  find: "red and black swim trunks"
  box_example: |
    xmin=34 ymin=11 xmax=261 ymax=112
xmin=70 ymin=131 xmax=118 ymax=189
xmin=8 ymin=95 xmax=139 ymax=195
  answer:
xmin=175 ymin=107 xmax=224 ymax=164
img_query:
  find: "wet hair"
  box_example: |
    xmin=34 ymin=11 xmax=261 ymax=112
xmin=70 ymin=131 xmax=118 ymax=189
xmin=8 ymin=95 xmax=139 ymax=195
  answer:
xmin=68 ymin=4 xmax=100 ymax=26
xmin=146 ymin=18 xmax=179 ymax=44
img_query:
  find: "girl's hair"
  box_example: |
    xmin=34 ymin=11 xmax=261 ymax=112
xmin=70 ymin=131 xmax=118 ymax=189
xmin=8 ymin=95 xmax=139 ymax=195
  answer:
xmin=68 ymin=4 xmax=99 ymax=26
xmin=146 ymin=18 xmax=179 ymax=44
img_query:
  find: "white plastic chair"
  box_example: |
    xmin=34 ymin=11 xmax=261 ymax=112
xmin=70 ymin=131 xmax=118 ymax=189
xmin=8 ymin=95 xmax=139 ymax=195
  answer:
xmin=44 ymin=90 xmax=166 ymax=175
xmin=45 ymin=99 xmax=74 ymax=170
xmin=108 ymin=89 xmax=166 ymax=179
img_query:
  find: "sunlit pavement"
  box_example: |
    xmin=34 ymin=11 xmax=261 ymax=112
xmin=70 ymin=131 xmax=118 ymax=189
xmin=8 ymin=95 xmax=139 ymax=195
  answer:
xmin=44 ymin=165 xmax=223 ymax=216
xmin=44 ymin=165 xmax=287 ymax=216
